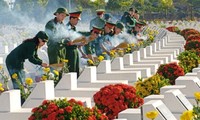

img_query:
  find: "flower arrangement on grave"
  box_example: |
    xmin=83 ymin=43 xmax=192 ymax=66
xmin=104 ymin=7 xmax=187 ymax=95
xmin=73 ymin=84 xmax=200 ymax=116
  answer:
xmin=184 ymin=30 xmax=199 ymax=39
xmin=178 ymin=50 xmax=200 ymax=73
xmin=186 ymin=34 xmax=200 ymax=42
xmin=146 ymin=110 xmax=158 ymax=120
xmin=0 ymin=65 xmax=9 ymax=91
xmin=93 ymin=84 xmax=144 ymax=119
xmin=11 ymin=73 xmax=33 ymax=100
xmin=156 ymin=62 xmax=185 ymax=85
xmin=180 ymin=28 xmax=196 ymax=36
xmin=29 ymin=98 xmax=108 ymax=120
xmin=60 ymin=59 xmax=69 ymax=73
xmin=87 ymin=55 xmax=105 ymax=66
xmin=184 ymin=39 xmax=200 ymax=51
xmin=166 ymin=26 xmax=181 ymax=34
xmin=41 ymin=67 xmax=59 ymax=86
xmin=180 ymin=92 xmax=200 ymax=120
xmin=135 ymin=74 xmax=170 ymax=98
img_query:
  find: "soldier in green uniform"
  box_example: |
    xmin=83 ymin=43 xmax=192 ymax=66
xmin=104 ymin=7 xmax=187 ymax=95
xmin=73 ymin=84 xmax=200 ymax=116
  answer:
xmin=90 ymin=9 xmax=106 ymax=30
xmin=121 ymin=7 xmax=137 ymax=32
xmin=65 ymin=11 xmax=84 ymax=77
xmin=79 ymin=26 xmax=102 ymax=61
xmin=45 ymin=7 xmax=69 ymax=65
xmin=66 ymin=11 xmax=82 ymax=31
xmin=100 ymin=21 xmax=116 ymax=55
xmin=130 ymin=20 xmax=147 ymax=36
xmin=6 ymin=31 xmax=49 ymax=89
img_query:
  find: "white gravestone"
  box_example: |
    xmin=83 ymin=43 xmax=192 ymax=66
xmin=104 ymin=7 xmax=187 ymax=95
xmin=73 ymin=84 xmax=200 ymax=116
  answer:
xmin=97 ymin=60 xmax=141 ymax=83
xmin=78 ymin=66 xmax=128 ymax=88
xmin=118 ymin=109 xmax=141 ymax=120
xmin=112 ymin=57 xmax=151 ymax=78
xmin=22 ymin=80 xmax=55 ymax=108
xmin=142 ymin=100 xmax=177 ymax=120
xmin=163 ymin=89 xmax=193 ymax=119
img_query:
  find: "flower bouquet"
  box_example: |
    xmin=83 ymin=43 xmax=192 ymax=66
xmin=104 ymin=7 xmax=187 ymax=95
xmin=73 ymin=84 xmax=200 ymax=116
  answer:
xmin=184 ymin=39 xmax=200 ymax=51
xmin=12 ymin=73 xmax=33 ymax=100
xmin=178 ymin=50 xmax=200 ymax=73
xmin=146 ymin=110 xmax=158 ymax=120
xmin=93 ymin=84 xmax=144 ymax=119
xmin=29 ymin=98 xmax=108 ymax=120
xmin=186 ymin=34 xmax=200 ymax=42
xmin=180 ymin=92 xmax=200 ymax=120
xmin=180 ymin=28 xmax=196 ymax=36
xmin=41 ymin=67 xmax=59 ymax=86
xmin=135 ymin=74 xmax=170 ymax=98
xmin=0 ymin=65 xmax=9 ymax=92
xmin=166 ymin=26 xmax=181 ymax=34
xmin=182 ymin=29 xmax=200 ymax=39
xmin=156 ymin=62 xmax=185 ymax=85
xmin=87 ymin=55 xmax=105 ymax=66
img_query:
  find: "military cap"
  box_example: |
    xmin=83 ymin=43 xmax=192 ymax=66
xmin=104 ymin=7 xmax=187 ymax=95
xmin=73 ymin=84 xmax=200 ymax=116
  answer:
xmin=69 ymin=11 xmax=82 ymax=20
xmin=104 ymin=13 xmax=111 ymax=20
xmin=92 ymin=26 xmax=102 ymax=34
xmin=116 ymin=22 xmax=124 ymax=30
xmin=96 ymin=9 xmax=105 ymax=15
xmin=105 ymin=21 xmax=116 ymax=29
xmin=36 ymin=31 xmax=49 ymax=42
xmin=54 ymin=7 xmax=69 ymax=16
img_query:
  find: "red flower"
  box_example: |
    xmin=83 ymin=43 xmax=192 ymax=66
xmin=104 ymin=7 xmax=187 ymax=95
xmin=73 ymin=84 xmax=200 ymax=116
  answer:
xmin=93 ymin=84 xmax=143 ymax=119
xmin=58 ymin=108 xmax=64 ymax=114
xmin=31 ymin=107 xmax=38 ymax=112
xmin=28 ymin=115 xmax=35 ymax=120
xmin=157 ymin=62 xmax=185 ymax=85
xmin=65 ymin=106 xmax=73 ymax=113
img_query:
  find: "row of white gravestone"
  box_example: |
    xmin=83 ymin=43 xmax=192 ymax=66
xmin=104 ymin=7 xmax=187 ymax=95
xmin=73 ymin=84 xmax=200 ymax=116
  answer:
xmin=0 ymin=30 xmax=189 ymax=120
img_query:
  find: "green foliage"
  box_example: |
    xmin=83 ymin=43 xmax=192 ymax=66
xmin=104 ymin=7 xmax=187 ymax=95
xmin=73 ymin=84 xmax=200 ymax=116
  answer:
xmin=177 ymin=50 xmax=200 ymax=73
xmin=106 ymin=0 xmax=134 ymax=11
xmin=135 ymin=74 xmax=170 ymax=98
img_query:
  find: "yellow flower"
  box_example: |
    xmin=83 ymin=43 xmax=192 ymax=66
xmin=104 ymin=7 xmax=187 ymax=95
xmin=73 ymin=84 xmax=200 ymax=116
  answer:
xmin=87 ymin=59 xmax=94 ymax=65
xmin=0 ymin=87 xmax=4 ymax=92
xmin=102 ymin=52 xmax=107 ymax=55
xmin=53 ymin=70 xmax=59 ymax=76
xmin=25 ymin=78 xmax=33 ymax=86
xmin=61 ymin=59 xmax=69 ymax=63
xmin=12 ymin=73 xmax=18 ymax=79
xmin=41 ymin=75 xmax=47 ymax=81
xmin=146 ymin=110 xmax=158 ymax=119
xmin=109 ymin=51 xmax=115 ymax=57
xmin=0 ymin=83 xmax=2 ymax=87
xmin=98 ymin=56 xmax=104 ymax=62
xmin=131 ymin=43 xmax=135 ymax=47
xmin=180 ymin=110 xmax=193 ymax=120
xmin=0 ymin=65 xmax=2 ymax=70
xmin=194 ymin=92 xmax=200 ymax=101
xmin=43 ymin=67 xmax=50 ymax=73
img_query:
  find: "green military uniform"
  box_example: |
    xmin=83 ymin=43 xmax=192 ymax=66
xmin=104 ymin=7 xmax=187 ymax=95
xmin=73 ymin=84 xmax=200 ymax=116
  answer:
xmin=65 ymin=22 xmax=80 ymax=77
xmin=45 ymin=18 xmax=67 ymax=64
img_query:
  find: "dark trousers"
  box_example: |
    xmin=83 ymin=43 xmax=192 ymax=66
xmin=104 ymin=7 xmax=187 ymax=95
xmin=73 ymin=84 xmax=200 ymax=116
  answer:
xmin=65 ymin=46 xmax=79 ymax=77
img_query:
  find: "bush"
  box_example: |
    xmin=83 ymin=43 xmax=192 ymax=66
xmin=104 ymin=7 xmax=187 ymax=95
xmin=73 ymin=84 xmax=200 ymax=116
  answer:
xmin=178 ymin=50 xmax=200 ymax=73
xmin=184 ymin=39 xmax=200 ymax=51
xmin=156 ymin=62 xmax=185 ymax=85
xmin=29 ymin=98 xmax=108 ymax=120
xmin=186 ymin=34 xmax=200 ymax=41
xmin=93 ymin=84 xmax=144 ymax=119
xmin=166 ymin=26 xmax=180 ymax=34
xmin=135 ymin=74 xmax=170 ymax=98
xmin=183 ymin=29 xmax=199 ymax=39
